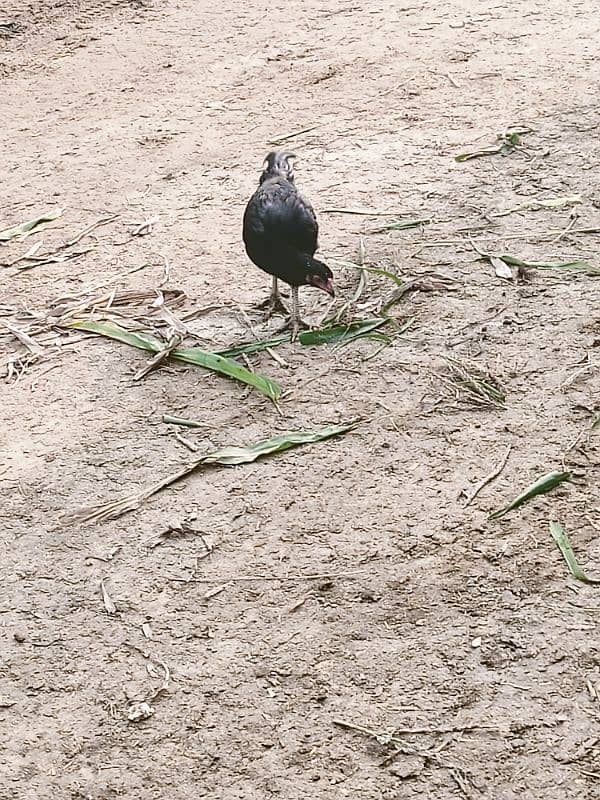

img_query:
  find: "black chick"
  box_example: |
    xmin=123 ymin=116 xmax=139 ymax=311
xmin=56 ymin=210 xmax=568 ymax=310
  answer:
xmin=243 ymin=151 xmax=334 ymax=339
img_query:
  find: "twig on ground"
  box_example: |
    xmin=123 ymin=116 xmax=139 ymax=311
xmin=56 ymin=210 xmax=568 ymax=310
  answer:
xmin=333 ymin=719 xmax=479 ymax=799
xmin=162 ymin=415 xmax=208 ymax=428
xmin=15 ymin=248 xmax=92 ymax=272
xmin=133 ymin=332 xmax=184 ymax=380
xmin=549 ymin=214 xmax=578 ymax=245
xmin=174 ymin=432 xmax=199 ymax=452
xmin=64 ymin=213 xmax=120 ymax=247
xmin=443 ymin=71 xmax=460 ymax=88
xmin=378 ymin=73 xmax=418 ymax=97
xmin=379 ymin=273 xmax=459 ymax=312
xmin=463 ymin=445 xmax=512 ymax=507
xmin=133 ymin=290 xmax=189 ymax=380
xmin=149 ymin=659 xmax=170 ymax=701
xmin=158 ymin=253 xmax=171 ymax=286
xmin=131 ymin=216 xmax=159 ymax=236
xmin=321 ymin=208 xmax=407 ymax=216
xmin=3 ymin=213 xmax=119 ymax=268
xmin=268 ymin=124 xmax=322 ymax=145
xmin=4 ymin=322 xmax=45 ymax=355
xmin=170 ymin=570 xmax=367 ymax=583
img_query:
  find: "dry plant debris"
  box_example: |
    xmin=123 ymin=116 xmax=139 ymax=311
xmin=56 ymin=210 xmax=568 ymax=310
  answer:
xmin=2 ymin=5 xmax=600 ymax=796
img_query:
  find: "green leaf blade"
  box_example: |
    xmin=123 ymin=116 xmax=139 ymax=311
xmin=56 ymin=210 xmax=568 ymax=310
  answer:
xmin=70 ymin=319 xmax=163 ymax=352
xmin=361 ymin=265 xmax=404 ymax=286
xmin=170 ymin=345 xmax=281 ymax=401
xmin=488 ymin=253 xmax=600 ymax=276
xmin=489 ymin=470 xmax=571 ymax=520
xmin=217 ymin=318 xmax=389 ymax=357
xmin=61 ymin=422 xmax=357 ymax=525
xmin=380 ymin=218 xmax=431 ymax=231
xmin=0 ymin=209 xmax=63 ymax=241
xmin=69 ymin=319 xmax=281 ymax=401
xmin=203 ymin=423 xmax=357 ymax=466
xmin=549 ymin=521 xmax=600 ymax=585
xmin=299 ymin=318 xmax=388 ymax=346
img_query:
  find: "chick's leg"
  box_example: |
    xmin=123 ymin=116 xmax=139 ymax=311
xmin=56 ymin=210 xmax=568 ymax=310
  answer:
xmin=273 ymin=286 xmax=309 ymax=339
xmin=259 ymin=276 xmax=289 ymax=319
xmin=289 ymin=286 xmax=309 ymax=341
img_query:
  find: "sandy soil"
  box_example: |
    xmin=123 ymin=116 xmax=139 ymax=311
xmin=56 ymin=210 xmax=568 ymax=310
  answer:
xmin=1 ymin=1 xmax=599 ymax=798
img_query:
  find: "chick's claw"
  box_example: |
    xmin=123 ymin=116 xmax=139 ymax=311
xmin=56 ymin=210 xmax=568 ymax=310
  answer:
xmin=260 ymin=293 xmax=289 ymax=320
xmin=275 ymin=316 xmax=310 ymax=341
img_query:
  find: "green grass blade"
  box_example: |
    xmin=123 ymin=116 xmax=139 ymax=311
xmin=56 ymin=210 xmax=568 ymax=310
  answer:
xmin=549 ymin=521 xmax=600 ymax=585
xmin=455 ymin=128 xmax=531 ymax=162
xmin=71 ymin=319 xmax=163 ymax=350
xmin=489 ymin=470 xmax=571 ymax=520
xmin=592 ymin=413 xmax=600 ymax=430
xmin=0 ymin=209 xmax=63 ymax=241
xmin=217 ymin=334 xmax=289 ymax=358
xmin=162 ymin=415 xmax=207 ymax=428
xmin=379 ymin=218 xmax=431 ymax=231
xmin=203 ymin=423 xmax=357 ymax=465
xmin=171 ymin=345 xmax=280 ymax=400
xmin=218 ymin=318 xmax=389 ymax=357
xmin=61 ymin=422 xmax=357 ymax=525
xmin=361 ymin=265 xmax=405 ymax=285
xmin=300 ymin=318 xmax=387 ymax=346
xmin=327 ymin=265 xmax=368 ymax=324
xmin=339 ymin=260 xmax=404 ymax=286
xmin=525 ymin=260 xmax=600 ymax=275
xmin=455 ymin=145 xmax=505 ymax=162
xmin=493 ymin=254 xmax=600 ymax=276
xmin=351 ymin=267 xmax=368 ymax=303
xmin=70 ymin=319 xmax=281 ymax=401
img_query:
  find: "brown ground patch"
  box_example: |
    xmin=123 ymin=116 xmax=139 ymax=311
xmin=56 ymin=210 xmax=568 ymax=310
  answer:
xmin=1 ymin=1 xmax=599 ymax=798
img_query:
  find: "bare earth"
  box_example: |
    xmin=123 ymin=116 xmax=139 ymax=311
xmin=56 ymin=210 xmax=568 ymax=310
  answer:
xmin=1 ymin=1 xmax=599 ymax=798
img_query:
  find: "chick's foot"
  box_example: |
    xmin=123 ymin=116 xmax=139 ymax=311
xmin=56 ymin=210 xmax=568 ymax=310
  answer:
xmin=259 ymin=292 xmax=289 ymax=320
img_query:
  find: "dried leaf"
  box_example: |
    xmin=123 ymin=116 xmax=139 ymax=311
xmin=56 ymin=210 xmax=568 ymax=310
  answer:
xmin=100 ymin=579 xmax=117 ymax=614
xmin=495 ymin=194 xmax=582 ymax=217
xmin=474 ymin=244 xmax=600 ymax=277
xmin=490 ymin=256 xmax=513 ymax=280
xmin=127 ymin=702 xmax=155 ymax=722
xmin=498 ymin=254 xmax=600 ymax=275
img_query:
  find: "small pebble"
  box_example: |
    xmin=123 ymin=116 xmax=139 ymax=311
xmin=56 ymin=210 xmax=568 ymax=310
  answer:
xmin=13 ymin=630 xmax=26 ymax=643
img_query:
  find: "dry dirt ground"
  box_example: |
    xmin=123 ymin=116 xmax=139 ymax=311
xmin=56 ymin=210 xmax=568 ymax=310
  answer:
xmin=1 ymin=1 xmax=600 ymax=798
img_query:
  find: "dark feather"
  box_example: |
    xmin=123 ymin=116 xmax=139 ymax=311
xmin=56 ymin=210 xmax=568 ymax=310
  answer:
xmin=243 ymin=154 xmax=333 ymax=290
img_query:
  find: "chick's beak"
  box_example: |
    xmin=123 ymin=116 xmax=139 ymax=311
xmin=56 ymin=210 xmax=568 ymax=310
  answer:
xmin=310 ymin=275 xmax=335 ymax=297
